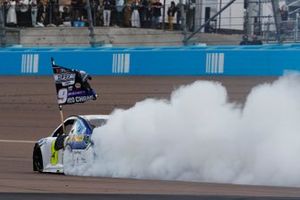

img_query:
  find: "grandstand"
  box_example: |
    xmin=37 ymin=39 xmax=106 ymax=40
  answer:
xmin=1 ymin=0 xmax=300 ymax=46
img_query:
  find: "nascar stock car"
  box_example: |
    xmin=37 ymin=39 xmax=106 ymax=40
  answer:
xmin=32 ymin=115 xmax=108 ymax=173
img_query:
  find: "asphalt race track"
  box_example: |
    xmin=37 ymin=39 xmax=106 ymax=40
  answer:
xmin=1 ymin=76 xmax=300 ymax=200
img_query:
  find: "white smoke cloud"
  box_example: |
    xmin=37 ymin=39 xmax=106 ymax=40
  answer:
xmin=64 ymin=74 xmax=300 ymax=187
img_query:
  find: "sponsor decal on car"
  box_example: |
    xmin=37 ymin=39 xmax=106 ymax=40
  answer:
xmin=50 ymin=140 xmax=59 ymax=165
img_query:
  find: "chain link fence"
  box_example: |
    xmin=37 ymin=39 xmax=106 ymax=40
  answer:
xmin=1 ymin=0 xmax=300 ymax=46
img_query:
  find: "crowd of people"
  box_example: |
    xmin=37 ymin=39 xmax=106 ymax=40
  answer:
xmin=1 ymin=0 xmax=185 ymax=30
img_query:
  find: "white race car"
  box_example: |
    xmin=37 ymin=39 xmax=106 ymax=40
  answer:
xmin=32 ymin=115 xmax=108 ymax=173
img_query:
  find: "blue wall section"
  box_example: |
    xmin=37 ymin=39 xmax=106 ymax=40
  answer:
xmin=1 ymin=44 xmax=300 ymax=76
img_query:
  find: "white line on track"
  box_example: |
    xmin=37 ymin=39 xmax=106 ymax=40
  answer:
xmin=0 ymin=139 xmax=35 ymax=144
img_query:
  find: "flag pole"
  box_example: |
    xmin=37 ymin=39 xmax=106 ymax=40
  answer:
xmin=59 ymin=105 xmax=66 ymax=133
xmin=52 ymin=58 xmax=66 ymax=134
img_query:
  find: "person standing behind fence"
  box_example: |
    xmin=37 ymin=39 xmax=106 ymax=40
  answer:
xmin=123 ymin=2 xmax=131 ymax=27
xmin=279 ymin=4 xmax=288 ymax=34
xmin=61 ymin=6 xmax=71 ymax=25
xmin=71 ymin=0 xmax=82 ymax=22
xmin=17 ymin=0 xmax=31 ymax=27
xmin=151 ymin=0 xmax=161 ymax=28
xmin=139 ymin=0 xmax=149 ymax=27
xmin=102 ymin=0 xmax=112 ymax=26
xmin=115 ymin=0 xmax=123 ymax=26
xmin=89 ymin=0 xmax=98 ymax=25
xmin=131 ymin=0 xmax=140 ymax=27
xmin=36 ymin=0 xmax=45 ymax=26
xmin=167 ymin=1 xmax=175 ymax=30
xmin=30 ymin=0 xmax=37 ymax=26
xmin=280 ymin=5 xmax=288 ymax=21
xmin=175 ymin=2 xmax=182 ymax=30
xmin=6 ymin=0 xmax=17 ymax=26
xmin=45 ymin=0 xmax=57 ymax=25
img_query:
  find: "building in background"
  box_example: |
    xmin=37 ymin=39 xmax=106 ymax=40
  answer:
xmin=193 ymin=0 xmax=244 ymax=33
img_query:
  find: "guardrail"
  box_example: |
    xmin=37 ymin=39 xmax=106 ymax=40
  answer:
xmin=1 ymin=44 xmax=300 ymax=76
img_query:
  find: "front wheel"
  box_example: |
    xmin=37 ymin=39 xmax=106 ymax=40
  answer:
xmin=33 ymin=144 xmax=43 ymax=172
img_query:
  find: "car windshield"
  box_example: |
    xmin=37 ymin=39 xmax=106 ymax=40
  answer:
xmin=70 ymin=119 xmax=87 ymax=135
xmin=88 ymin=118 xmax=107 ymax=129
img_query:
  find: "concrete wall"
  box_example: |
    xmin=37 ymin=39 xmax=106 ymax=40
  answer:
xmin=190 ymin=32 xmax=242 ymax=45
xmin=6 ymin=30 xmax=20 ymax=45
xmin=19 ymin=27 xmax=184 ymax=47
xmin=16 ymin=27 xmax=242 ymax=47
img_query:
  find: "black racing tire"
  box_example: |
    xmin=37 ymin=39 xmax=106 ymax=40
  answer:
xmin=33 ymin=144 xmax=43 ymax=172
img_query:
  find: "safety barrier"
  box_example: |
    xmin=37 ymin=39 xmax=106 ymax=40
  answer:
xmin=1 ymin=44 xmax=300 ymax=76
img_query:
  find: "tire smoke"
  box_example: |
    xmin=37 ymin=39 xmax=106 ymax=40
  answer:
xmin=68 ymin=74 xmax=300 ymax=187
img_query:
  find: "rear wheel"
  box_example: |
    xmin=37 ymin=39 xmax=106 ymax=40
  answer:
xmin=33 ymin=144 xmax=43 ymax=172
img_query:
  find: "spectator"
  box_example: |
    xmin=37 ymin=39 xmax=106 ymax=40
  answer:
xmin=71 ymin=0 xmax=83 ymax=21
xmin=36 ymin=0 xmax=45 ymax=26
xmin=30 ymin=0 xmax=38 ymax=26
xmin=102 ymin=0 xmax=112 ymax=26
xmin=17 ymin=0 xmax=31 ymax=27
xmin=45 ymin=0 xmax=58 ymax=25
xmin=251 ymin=35 xmax=262 ymax=45
xmin=131 ymin=0 xmax=140 ymax=27
xmin=123 ymin=2 xmax=131 ymax=27
xmin=139 ymin=0 xmax=149 ymax=27
xmin=61 ymin=6 xmax=71 ymax=25
xmin=240 ymin=35 xmax=262 ymax=45
xmin=80 ymin=0 xmax=86 ymax=20
xmin=151 ymin=0 xmax=161 ymax=28
xmin=90 ymin=0 xmax=99 ymax=26
xmin=115 ymin=0 xmax=123 ymax=26
xmin=6 ymin=0 xmax=17 ymax=26
xmin=110 ymin=0 xmax=117 ymax=26
xmin=280 ymin=5 xmax=288 ymax=34
xmin=167 ymin=1 xmax=176 ymax=30
xmin=175 ymin=2 xmax=182 ymax=30
xmin=186 ymin=0 xmax=195 ymax=31
xmin=280 ymin=5 xmax=288 ymax=21
xmin=239 ymin=35 xmax=249 ymax=45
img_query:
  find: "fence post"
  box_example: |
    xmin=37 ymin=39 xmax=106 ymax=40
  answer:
xmin=86 ymin=0 xmax=96 ymax=47
xmin=271 ymin=0 xmax=282 ymax=43
xmin=162 ymin=0 xmax=166 ymax=30
xmin=296 ymin=13 xmax=299 ymax=42
xmin=179 ymin=0 xmax=187 ymax=40
xmin=0 ymin=3 xmax=5 ymax=47
xmin=265 ymin=15 xmax=271 ymax=43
